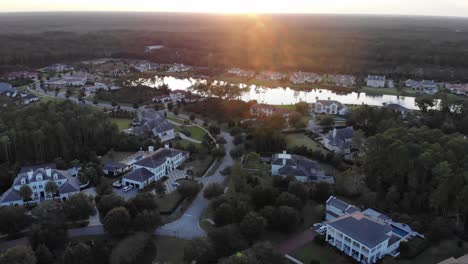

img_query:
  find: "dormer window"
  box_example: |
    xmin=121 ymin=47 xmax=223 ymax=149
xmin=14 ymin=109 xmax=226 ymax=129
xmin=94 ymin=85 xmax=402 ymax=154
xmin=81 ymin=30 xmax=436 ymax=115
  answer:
xmin=53 ymin=173 xmax=58 ymax=180
xmin=36 ymin=174 xmax=43 ymax=181
xmin=20 ymin=178 xmax=26 ymax=184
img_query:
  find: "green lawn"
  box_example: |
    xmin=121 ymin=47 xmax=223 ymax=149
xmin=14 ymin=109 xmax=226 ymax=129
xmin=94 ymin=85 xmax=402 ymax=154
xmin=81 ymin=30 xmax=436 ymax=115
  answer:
xmin=177 ymin=125 xmax=207 ymax=141
xmin=167 ymin=115 xmax=186 ymax=125
xmin=153 ymin=236 xmax=190 ymax=264
xmin=110 ymin=118 xmax=132 ymax=131
xmin=360 ymin=86 xmax=417 ymax=96
xmin=286 ymin=133 xmax=329 ymax=154
xmin=290 ymin=241 xmax=352 ymax=264
xmin=275 ymin=104 xmax=296 ymax=111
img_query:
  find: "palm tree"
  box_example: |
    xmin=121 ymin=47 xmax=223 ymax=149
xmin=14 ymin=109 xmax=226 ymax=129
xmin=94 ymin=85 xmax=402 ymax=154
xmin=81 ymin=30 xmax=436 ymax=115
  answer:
xmin=45 ymin=181 xmax=59 ymax=199
xmin=19 ymin=185 xmax=32 ymax=204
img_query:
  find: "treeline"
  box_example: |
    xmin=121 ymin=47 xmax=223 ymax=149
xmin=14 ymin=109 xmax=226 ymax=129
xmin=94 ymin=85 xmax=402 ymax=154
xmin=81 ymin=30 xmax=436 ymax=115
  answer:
xmin=95 ymin=85 xmax=167 ymax=105
xmin=2 ymin=15 xmax=468 ymax=81
xmin=0 ymin=101 xmax=144 ymax=181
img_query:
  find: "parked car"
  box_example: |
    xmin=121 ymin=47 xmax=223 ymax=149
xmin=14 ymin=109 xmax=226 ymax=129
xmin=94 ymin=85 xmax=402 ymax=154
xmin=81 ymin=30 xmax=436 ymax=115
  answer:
xmin=112 ymin=180 xmax=122 ymax=188
xmin=123 ymin=185 xmax=133 ymax=192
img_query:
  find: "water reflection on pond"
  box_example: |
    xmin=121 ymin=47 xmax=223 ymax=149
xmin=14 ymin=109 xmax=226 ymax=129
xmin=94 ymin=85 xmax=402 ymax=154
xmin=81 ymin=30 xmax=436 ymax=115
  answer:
xmin=140 ymin=76 xmax=419 ymax=110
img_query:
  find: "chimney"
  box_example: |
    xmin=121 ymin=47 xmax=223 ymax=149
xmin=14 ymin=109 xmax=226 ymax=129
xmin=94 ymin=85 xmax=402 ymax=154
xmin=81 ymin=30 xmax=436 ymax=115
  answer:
xmin=46 ymin=167 xmax=52 ymax=177
xmin=148 ymin=146 xmax=154 ymax=152
xmin=164 ymin=144 xmax=170 ymax=150
xmin=333 ymin=128 xmax=337 ymax=138
xmin=27 ymin=169 xmax=33 ymax=179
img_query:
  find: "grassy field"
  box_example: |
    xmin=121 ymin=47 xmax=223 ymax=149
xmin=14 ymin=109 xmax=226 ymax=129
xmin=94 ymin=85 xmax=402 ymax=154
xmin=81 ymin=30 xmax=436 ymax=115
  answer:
xmin=153 ymin=236 xmax=190 ymax=264
xmin=167 ymin=115 xmax=186 ymax=125
xmin=360 ymin=86 xmax=417 ymax=96
xmin=291 ymin=241 xmax=353 ymax=264
xmin=110 ymin=118 xmax=132 ymax=131
xmin=177 ymin=125 xmax=207 ymax=141
xmin=286 ymin=133 xmax=329 ymax=154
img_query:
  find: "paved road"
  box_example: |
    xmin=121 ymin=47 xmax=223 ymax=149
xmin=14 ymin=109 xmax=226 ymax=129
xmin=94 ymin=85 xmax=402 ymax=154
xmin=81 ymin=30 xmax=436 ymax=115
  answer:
xmin=155 ymin=132 xmax=234 ymax=239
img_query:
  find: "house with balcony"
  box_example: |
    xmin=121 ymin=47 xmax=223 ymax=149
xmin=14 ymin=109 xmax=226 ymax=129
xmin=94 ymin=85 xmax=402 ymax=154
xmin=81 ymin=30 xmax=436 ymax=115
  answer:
xmin=122 ymin=146 xmax=189 ymax=189
xmin=0 ymin=164 xmax=80 ymax=206
xmin=324 ymin=196 xmax=424 ymax=263
xmin=271 ymin=151 xmax=334 ymax=184
xmin=314 ymin=100 xmax=348 ymax=116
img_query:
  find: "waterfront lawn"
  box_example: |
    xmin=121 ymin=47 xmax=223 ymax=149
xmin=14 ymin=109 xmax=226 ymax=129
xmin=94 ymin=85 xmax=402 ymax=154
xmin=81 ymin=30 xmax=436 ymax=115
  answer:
xmin=361 ymin=86 xmax=417 ymax=96
xmin=176 ymin=125 xmax=207 ymax=141
xmin=275 ymin=104 xmax=296 ymax=111
xmin=286 ymin=133 xmax=328 ymax=154
xmin=110 ymin=118 xmax=132 ymax=131
xmin=290 ymin=241 xmax=352 ymax=264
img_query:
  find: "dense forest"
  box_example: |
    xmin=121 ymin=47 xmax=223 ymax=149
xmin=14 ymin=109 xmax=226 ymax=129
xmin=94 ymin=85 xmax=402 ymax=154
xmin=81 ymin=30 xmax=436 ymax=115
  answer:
xmin=1 ymin=13 xmax=468 ymax=81
xmin=0 ymin=101 xmax=143 ymax=189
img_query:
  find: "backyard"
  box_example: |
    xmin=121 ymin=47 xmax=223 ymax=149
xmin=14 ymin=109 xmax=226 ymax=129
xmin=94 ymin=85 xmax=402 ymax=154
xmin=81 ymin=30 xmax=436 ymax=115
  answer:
xmin=110 ymin=118 xmax=132 ymax=131
xmin=290 ymin=241 xmax=353 ymax=264
xmin=176 ymin=125 xmax=207 ymax=141
xmin=286 ymin=133 xmax=329 ymax=155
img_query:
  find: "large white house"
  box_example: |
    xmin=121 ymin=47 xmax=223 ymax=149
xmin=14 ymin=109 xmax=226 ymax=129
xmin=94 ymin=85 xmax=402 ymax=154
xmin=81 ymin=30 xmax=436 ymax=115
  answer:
xmin=314 ymin=100 xmax=348 ymax=116
xmin=324 ymin=196 xmax=423 ymax=263
xmin=122 ymin=146 xmax=189 ymax=189
xmin=0 ymin=164 xmax=80 ymax=206
xmin=367 ymin=75 xmax=386 ymax=88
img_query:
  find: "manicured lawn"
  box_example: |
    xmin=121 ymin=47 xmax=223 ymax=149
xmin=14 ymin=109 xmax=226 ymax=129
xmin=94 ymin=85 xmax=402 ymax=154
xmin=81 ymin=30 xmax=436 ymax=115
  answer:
xmin=155 ymin=192 xmax=183 ymax=214
xmin=167 ymin=115 xmax=186 ymax=125
xmin=177 ymin=125 xmax=207 ymax=141
xmin=361 ymin=86 xmax=417 ymax=96
xmin=153 ymin=236 xmax=190 ymax=264
xmin=110 ymin=118 xmax=132 ymax=131
xmin=286 ymin=133 xmax=329 ymax=154
xmin=275 ymin=104 xmax=296 ymax=111
xmin=290 ymin=241 xmax=352 ymax=264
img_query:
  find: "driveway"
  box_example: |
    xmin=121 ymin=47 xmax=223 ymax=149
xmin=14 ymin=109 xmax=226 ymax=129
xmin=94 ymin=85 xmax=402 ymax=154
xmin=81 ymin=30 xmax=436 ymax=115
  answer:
xmin=156 ymin=132 xmax=234 ymax=239
xmin=165 ymin=170 xmax=188 ymax=193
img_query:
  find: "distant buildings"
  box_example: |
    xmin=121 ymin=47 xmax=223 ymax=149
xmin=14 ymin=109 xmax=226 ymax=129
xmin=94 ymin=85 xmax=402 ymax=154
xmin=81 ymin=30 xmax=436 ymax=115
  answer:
xmin=0 ymin=82 xmax=16 ymax=97
xmin=406 ymin=79 xmax=439 ymax=94
xmin=367 ymin=75 xmax=386 ymax=88
xmin=122 ymin=146 xmax=189 ymax=189
xmin=41 ymin=63 xmax=74 ymax=73
xmin=323 ymin=127 xmax=354 ymax=154
xmin=0 ymin=164 xmax=80 ymax=206
xmin=250 ymin=103 xmax=290 ymax=119
xmin=256 ymin=71 xmax=288 ymax=81
xmin=144 ymin=45 xmax=164 ymax=52
xmin=168 ymin=64 xmax=192 ymax=73
xmin=314 ymin=100 xmax=348 ymax=116
xmin=271 ymin=151 xmax=335 ymax=184
xmin=131 ymin=110 xmax=176 ymax=142
xmin=325 ymin=196 xmax=423 ymax=263
xmin=6 ymin=71 xmax=38 ymax=81
xmin=227 ymin=68 xmax=255 ymax=78
xmin=290 ymin=72 xmax=322 ymax=84
xmin=331 ymin=75 xmax=356 ymax=87
xmin=134 ymin=62 xmax=161 ymax=72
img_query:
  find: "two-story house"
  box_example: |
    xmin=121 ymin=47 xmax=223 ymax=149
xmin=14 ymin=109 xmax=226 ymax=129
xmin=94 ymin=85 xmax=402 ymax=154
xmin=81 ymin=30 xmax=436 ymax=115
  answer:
xmin=132 ymin=110 xmax=176 ymax=142
xmin=367 ymin=75 xmax=386 ymax=88
xmin=323 ymin=127 xmax=355 ymax=154
xmin=314 ymin=100 xmax=348 ymax=116
xmin=0 ymin=164 xmax=80 ymax=206
xmin=122 ymin=146 xmax=189 ymax=189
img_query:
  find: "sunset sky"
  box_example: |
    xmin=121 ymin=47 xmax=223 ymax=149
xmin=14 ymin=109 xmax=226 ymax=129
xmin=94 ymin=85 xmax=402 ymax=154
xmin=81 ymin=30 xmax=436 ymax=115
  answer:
xmin=2 ymin=0 xmax=468 ymax=17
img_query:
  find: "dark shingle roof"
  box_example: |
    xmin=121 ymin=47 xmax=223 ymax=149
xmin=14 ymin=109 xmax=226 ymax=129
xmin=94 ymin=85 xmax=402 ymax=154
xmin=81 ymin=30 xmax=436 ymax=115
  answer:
xmin=328 ymin=213 xmax=392 ymax=248
xmin=59 ymin=182 xmax=79 ymax=194
xmin=0 ymin=188 xmax=22 ymax=203
xmin=134 ymin=148 xmax=185 ymax=169
xmin=327 ymin=196 xmax=352 ymax=212
xmin=123 ymin=168 xmax=154 ymax=183
xmin=103 ymin=161 xmax=128 ymax=172
xmin=20 ymin=163 xmax=56 ymax=173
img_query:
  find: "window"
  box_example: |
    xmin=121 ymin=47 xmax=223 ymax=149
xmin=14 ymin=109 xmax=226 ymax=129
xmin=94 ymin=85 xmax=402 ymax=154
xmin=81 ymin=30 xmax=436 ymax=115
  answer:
xmin=33 ymin=186 xmax=37 ymax=189
xmin=39 ymin=185 xmax=43 ymax=188
xmin=20 ymin=178 xmax=26 ymax=184
xmin=53 ymin=173 xmax=58 ymax=180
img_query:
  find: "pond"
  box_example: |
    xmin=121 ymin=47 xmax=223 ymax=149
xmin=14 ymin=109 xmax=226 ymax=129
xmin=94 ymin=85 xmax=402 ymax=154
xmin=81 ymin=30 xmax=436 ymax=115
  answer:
xmin=140 ymin=76 xmax=420 ymax=110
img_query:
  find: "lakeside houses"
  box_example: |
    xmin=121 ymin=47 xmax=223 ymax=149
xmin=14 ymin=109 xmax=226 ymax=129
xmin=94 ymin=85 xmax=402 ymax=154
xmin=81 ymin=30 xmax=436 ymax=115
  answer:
xmin=103 ymin=161 xmax=130 ymax=177
xmin=314 ymin=100 xmax=348 ymax=116
xmin=6 ymin=71 xmax=38 ymax=81
xmin=446 ymin=83 xmax=468 ymax=96
xmin=122 ymin=146 xmax=189 ymax=189
xmin=169 ymin=89 xmax=203 ymax=103
xmin=0 ymin=82 xmax=16 ymax=97
xmin=144 ymin=45 xmax=164 ymax=52
xmin=385 ymin=103 xmax=410 ymax=118
xmin=168 ymin=64 xmax=192 ymax=73
xmin=325 ymin=196 xmax=423 ymax=263
xmin=331 ymin=74 xmax=356 ymax=87
xmin=227 ymin=68 xmax=256 ymax=78
xmin=367 ymin=75 xmax=386 ymax=88
xmin=256 ymin=71 xmax=288 ymax=81
xmin=271 ymin=151 xmax=335 ymax=184
xmin=152 ymin=94 xmax=173 ymax=103
xmin=40 ymin=63 xmax=74 ymax=73
xmin=323 ymin=127 xmax=354 ymax=154
xmin=20 ymin=93 xmax=40 ymax=105
xmin=134 ymin=62 xmax=162 ymax=72
xmin=250 ymin=103 xmax=290 ymax=119
xmin=406 ymin=79 xmax=439 ymax=94
xmin=131 ymin=110 xmax=176 ymax=142
xmin=290 ymin=71 xmax=322 ymax=84
xmin=0 ymin=164 xmax=80 ymax=206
